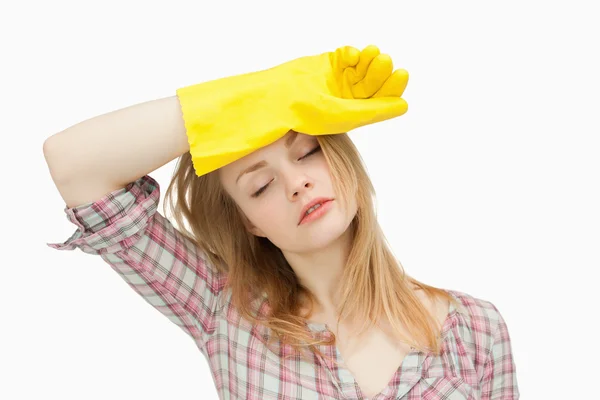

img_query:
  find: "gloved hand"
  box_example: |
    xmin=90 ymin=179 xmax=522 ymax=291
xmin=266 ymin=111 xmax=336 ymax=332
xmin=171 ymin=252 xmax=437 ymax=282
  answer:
xmin=176 ymin=45 xmax=409 ymax=177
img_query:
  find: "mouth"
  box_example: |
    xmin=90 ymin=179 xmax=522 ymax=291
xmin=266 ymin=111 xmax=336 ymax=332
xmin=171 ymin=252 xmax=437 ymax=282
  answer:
xmin=298 ymin=198 xmax=334 ymax=225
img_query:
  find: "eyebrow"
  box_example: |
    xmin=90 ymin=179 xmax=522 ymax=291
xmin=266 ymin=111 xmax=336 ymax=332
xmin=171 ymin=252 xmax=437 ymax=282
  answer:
xmin=235 ymin=131 xmax=299 ymax=185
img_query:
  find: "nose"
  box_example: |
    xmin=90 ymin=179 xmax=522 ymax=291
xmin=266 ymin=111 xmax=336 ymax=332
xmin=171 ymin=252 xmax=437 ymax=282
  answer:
xmin=288 ymin=175 xmax=313 ymax=201
xmin=280 ymin=159 xmax=315 ymax=201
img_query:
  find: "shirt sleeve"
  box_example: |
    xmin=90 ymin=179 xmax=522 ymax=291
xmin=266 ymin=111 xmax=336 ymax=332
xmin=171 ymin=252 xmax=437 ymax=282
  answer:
xmin=480 ymin=303 xmax=520 ymax=399
xmin=47 ymin=175 xmax=228 ymax=350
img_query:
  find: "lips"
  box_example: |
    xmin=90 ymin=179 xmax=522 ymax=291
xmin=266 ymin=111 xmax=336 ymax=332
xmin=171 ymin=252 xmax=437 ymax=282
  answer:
xmin=298 ymin=197 xmax=334 ymax=225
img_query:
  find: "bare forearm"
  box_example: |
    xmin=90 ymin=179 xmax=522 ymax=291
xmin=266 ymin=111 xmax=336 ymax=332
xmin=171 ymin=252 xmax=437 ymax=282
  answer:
xmin=43 ymin=95 xmax=189 ymax=207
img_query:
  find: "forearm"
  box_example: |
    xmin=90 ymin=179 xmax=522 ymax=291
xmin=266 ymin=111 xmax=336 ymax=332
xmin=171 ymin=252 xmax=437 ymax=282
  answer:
xmin=43 ymin=95 xmax=189 ymax=207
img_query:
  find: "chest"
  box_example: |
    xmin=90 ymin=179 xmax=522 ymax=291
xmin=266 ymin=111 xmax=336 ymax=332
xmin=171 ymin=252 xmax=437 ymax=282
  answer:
xmin=320 ymin=293 xmax=450 ymax=398
xmin=332 ymin=324 xmax=413 ymax=398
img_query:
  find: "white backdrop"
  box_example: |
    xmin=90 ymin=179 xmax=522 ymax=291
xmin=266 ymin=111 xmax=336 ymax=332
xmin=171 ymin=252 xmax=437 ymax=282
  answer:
xmin=2 ymin=0 xmax=598 ymax=399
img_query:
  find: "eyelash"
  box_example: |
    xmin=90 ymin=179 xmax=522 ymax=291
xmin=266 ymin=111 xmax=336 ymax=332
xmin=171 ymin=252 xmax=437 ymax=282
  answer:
xmin=251 ymin=145 xmax=322 ymax=198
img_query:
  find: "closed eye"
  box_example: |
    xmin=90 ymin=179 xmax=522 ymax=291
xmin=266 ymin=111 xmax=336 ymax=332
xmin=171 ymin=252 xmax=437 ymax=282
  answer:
xmin=251 ymin=145 xmax=322 ymax=198
xmin=300 ymin=144 xmax=321 ymax=160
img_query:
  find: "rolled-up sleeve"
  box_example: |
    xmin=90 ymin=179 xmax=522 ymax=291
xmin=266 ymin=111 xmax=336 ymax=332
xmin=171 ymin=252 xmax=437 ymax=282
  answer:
xmin=480 ymin=303 xmax=520 ymax=399
xmin=47 ymin=175 xmax=228 ymax=350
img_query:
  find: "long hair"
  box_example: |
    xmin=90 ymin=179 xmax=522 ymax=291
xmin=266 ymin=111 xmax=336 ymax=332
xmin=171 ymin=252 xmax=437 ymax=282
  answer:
xmin=162 ymin=132 xmax=464 ymax=365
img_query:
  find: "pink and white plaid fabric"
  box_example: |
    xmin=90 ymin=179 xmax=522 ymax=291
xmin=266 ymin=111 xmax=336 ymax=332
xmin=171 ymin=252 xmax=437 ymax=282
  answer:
xmin=48 ymin=175 xmax=520 ymax=399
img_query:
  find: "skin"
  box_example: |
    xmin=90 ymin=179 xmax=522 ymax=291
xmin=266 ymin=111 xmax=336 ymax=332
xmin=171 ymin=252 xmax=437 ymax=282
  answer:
xmin=218 ymin=130 xmax=358 ymax=316
xmin=218 ymin=131 xmax=452 ymax=398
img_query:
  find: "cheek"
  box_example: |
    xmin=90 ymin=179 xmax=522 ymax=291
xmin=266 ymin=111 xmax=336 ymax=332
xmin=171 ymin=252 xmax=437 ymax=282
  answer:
xmin=261 ymin=204 xmax=294 ymax=235
xmin=260 ymin=200 xmax=285 ymax=221
xmin=246 ymin=201 xmax=285 ymax=229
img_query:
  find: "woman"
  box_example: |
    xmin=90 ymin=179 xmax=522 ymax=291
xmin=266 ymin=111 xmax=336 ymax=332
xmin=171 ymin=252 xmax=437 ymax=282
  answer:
xmin=44 ymin=45 xmax=519 ymax=399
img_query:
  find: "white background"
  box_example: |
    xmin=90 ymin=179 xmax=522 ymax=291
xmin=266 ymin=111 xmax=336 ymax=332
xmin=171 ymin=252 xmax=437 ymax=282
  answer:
xmin=1 ymin=0 xmax=598 ymax=399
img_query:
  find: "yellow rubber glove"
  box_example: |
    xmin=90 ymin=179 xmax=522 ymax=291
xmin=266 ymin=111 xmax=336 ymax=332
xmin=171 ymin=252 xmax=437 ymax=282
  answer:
xmin=176 ymin=45 xmax=409 ymax=177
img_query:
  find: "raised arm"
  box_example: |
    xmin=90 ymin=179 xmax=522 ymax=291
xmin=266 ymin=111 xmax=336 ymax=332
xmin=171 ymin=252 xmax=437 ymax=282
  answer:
xmin=44 ymin=94 xmax=229 ymax=350
xmin=43 ymin=95 xmax=189 ymax=208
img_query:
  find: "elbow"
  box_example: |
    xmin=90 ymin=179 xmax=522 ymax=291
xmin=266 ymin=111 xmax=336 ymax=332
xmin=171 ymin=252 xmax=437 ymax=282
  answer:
xmin=43 ymin=136 xmax=70 ymax=184
xmin=43 ymin=137 xmax=55 ymax=160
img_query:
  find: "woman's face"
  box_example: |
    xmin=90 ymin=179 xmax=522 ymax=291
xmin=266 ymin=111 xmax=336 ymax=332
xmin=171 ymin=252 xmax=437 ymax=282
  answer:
xmin=218 ymin=131 xmax=357 ymax=252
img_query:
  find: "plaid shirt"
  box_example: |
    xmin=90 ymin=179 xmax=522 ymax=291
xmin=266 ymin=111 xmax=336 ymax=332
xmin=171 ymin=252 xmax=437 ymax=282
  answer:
xmin=47 ymin=175 xmax=520 ymax=399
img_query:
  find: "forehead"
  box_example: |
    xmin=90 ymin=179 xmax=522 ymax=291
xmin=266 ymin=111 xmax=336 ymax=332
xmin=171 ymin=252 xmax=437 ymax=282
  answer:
xmin=218 ymin=130 xmax=306 ymax=182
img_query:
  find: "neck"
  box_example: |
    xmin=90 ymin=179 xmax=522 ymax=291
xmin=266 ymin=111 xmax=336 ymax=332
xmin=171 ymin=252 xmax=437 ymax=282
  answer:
xmin=284 ymin=226 xmax=353 ymax=316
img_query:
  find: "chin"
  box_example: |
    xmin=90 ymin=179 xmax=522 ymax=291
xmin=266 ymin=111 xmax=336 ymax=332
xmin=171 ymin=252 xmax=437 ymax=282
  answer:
xmin=306 ymin=220 xmax=352 ymax=249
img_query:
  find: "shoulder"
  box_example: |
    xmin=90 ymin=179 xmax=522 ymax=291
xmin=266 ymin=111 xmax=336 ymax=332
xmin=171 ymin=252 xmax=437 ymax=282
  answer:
xmin=444 ymin=289 xmax=512 ymax=362
xmin=446 ymin=288 xmax=507 ymax=329
xmin=411 ymin=285 xmax=503 ymax=331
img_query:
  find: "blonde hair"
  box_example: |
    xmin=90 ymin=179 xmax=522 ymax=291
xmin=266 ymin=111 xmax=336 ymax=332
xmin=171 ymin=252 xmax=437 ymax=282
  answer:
xmin=163 ymin=132 xmax=464 ymax=365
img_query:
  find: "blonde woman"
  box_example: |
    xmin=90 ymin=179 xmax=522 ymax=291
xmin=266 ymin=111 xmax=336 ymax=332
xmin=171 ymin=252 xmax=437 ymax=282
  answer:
xmin=44 ymin=45 xmax=519 ymax=399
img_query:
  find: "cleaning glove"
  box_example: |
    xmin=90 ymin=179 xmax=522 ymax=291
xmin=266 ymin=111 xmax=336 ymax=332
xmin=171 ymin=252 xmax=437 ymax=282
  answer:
xmin=176 ymin=45 xmax=409 ymax=177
